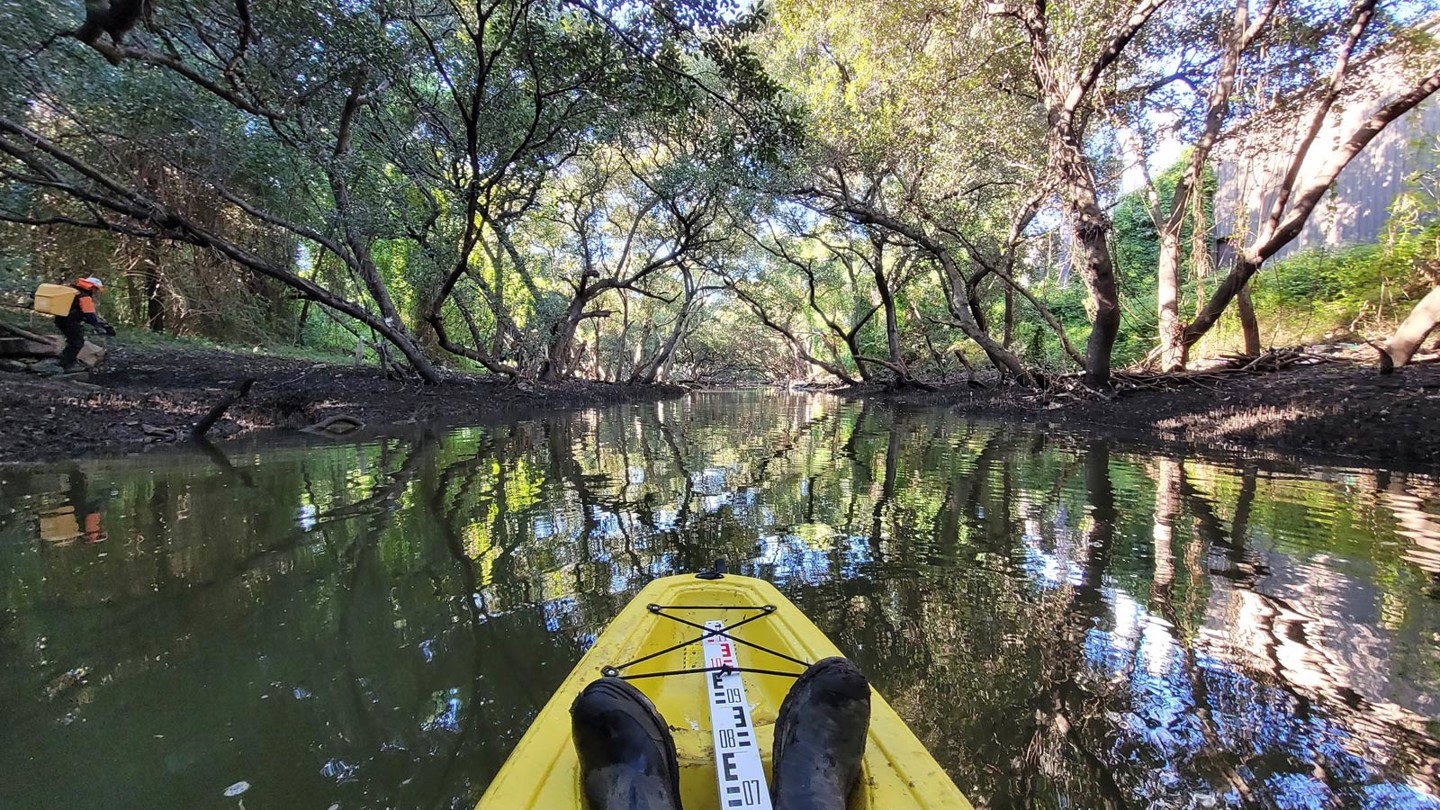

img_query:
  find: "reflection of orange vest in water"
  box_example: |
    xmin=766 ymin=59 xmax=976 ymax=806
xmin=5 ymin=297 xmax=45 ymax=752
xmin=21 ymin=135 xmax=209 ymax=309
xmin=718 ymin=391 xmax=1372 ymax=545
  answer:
xmin=37 ymin=506 xmax=103 ymax=542
xmin=83 ymin=511 xmax=103 ymax=542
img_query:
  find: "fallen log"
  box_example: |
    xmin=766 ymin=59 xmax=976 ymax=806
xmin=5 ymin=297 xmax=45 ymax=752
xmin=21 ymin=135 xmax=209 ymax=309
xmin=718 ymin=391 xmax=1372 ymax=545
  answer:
xmin=0 ymin=321 xmax=47 ymax=343
xmin=300 ymin=414 xmax=365 ymax=436
xmin=0 ymin=322 xmax=107 ymax=368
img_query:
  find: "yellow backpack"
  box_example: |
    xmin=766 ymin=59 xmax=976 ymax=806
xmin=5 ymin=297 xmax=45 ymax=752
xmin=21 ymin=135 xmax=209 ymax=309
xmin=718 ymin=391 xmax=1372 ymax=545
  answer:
xmin=32 ymin=283 xmax=78 ymax=316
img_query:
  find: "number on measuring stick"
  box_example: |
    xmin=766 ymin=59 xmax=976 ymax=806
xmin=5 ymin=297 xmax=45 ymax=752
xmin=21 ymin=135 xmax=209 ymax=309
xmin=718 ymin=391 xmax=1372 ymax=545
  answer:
xmin=702 ymin=620 xmax=772 ymax=810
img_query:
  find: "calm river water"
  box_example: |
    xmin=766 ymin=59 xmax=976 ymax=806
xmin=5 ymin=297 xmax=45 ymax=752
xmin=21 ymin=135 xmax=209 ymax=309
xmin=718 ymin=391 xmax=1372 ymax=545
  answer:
xmin=2 ymin=392 xmax=1438 ymax=809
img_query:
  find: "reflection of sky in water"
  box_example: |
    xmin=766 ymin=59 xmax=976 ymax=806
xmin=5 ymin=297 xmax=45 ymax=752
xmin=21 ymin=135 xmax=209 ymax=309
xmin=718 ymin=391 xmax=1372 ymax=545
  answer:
xmin=543 ymin=597 xmax=574 ymax=632
xmin=7 ymin=393 xmax=1439 ymax=810
xmin=500 ymin=405 xmax=1440 ymax=808
xmin=589 ymin=506 xmax=625 ymax=539
xmin=757 ymin=532 xmax=875 ymax=585
xmin=1022 ymin=534 xmax=1085 ymax=589
xmin=1075 ymin=578 xmax=1440 ymax=808
xmin=420 ymin=688 xmax=462 ymax=734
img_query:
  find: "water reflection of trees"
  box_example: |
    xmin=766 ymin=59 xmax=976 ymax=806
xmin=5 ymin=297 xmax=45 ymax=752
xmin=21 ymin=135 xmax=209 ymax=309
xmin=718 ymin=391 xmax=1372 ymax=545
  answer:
xmin=434 ymin=395 xmax=1440 ymax=807
xmin=779 ymin=413 xmax=1440 ymax=809
xmin=3 ymin=392 xmax=1439 ymax=808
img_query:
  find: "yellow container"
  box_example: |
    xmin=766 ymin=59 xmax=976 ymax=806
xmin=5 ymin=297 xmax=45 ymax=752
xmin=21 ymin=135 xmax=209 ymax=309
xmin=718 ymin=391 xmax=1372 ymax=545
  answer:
xmin=32 ymin=283 xmax=77 ymax=316
xmin=38 ymin=507 xmax=80 ymax=542
xmin=476 ymin=574 xmax=973 ymax=810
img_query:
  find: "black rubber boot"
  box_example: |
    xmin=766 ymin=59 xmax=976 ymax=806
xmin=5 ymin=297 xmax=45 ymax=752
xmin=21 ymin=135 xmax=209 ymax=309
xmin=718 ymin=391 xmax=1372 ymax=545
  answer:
xmin=771 ymin=657 xmax=871 ymax=810
xmin=571 ymin=677 xmax=683 ymax=810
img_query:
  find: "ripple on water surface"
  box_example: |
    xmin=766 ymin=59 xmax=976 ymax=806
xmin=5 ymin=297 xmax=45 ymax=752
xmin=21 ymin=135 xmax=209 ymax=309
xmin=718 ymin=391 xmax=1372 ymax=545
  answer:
xmin=1 ymin=391 xmax=1438 ymax=809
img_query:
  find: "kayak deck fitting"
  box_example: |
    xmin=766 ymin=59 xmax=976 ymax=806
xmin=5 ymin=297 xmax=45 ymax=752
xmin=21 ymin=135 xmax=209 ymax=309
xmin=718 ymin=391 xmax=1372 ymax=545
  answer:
xmin=476 ymin=573 xmax=973 ymax=809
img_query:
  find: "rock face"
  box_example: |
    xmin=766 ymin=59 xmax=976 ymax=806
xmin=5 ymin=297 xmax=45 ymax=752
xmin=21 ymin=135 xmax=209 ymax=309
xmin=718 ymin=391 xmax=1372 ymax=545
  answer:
xmin=0 ymin=332 xmax=106 ymax=369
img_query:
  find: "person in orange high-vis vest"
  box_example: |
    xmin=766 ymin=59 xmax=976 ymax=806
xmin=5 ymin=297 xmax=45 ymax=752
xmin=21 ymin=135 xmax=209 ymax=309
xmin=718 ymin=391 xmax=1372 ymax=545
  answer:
xmin=55 ymin=276 xmax=115 ymax=371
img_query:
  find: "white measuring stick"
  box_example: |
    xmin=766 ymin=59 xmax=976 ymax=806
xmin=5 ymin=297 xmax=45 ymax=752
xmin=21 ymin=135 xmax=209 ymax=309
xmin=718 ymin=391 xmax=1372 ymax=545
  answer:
xmin=702 ymin=620 xmax=774 ymax=810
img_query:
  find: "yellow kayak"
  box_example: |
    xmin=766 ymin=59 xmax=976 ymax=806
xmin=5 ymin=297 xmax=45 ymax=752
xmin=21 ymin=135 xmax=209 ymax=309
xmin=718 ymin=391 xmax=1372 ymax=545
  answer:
xmin=476 ymin=573 xmax=972 ymax=809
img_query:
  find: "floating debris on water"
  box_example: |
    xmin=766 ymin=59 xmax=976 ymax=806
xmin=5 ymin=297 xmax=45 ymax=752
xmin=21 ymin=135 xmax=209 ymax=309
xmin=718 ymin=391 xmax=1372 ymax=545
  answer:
xmin=44 ymin=667 xmax=89 ymax=699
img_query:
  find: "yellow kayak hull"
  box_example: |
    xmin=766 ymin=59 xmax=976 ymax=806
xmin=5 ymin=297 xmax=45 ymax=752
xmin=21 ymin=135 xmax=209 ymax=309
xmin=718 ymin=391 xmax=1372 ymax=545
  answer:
xmin=475 ymin=573 xmax=972 ymax=809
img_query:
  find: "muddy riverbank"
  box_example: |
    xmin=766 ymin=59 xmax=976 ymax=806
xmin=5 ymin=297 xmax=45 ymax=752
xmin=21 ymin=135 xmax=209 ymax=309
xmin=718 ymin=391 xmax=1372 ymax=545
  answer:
xmin=0 ymin=343 xmax=684 ymax=462
xmin=849 ymin=349 xmax=1440 ymax=470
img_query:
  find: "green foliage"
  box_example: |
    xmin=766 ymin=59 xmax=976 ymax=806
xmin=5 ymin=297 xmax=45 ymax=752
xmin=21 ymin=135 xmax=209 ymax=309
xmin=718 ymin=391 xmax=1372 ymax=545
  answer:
xmin=1242 ymin=228 xmax=1440 ymax=345
xmin=1 ymin=0 xmax=1435 ymax=383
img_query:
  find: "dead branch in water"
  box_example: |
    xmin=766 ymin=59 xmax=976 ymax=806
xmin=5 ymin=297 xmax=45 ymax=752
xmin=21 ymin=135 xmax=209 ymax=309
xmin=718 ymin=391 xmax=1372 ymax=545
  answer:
xmin=191 ymin=378 xmax=255 ymax=440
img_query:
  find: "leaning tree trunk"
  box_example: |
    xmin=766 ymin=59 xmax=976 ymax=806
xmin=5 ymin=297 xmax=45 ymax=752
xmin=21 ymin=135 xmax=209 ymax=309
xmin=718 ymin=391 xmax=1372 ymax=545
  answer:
xmin=1380 ymin=285 xmax=1440 ymax=371
xmin=934 ymin=258 xmax=1034 ymax=384
xmin=1179 ymin=30 xmax=1440 ymax=352
xmin=1183 ymin=254 xmax=1260 ymax=350
xmin=632 ymin=298 xmax=694 ymax=385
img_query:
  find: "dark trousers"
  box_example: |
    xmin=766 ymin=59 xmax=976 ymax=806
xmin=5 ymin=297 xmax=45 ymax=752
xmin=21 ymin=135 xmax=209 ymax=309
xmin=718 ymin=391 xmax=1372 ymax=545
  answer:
xmin=54 ymin=316 xmax=85 ymax=369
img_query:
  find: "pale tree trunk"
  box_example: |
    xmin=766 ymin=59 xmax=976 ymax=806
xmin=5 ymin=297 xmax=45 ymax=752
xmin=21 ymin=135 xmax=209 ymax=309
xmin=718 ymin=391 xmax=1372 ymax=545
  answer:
xmin=1157 ymin=228 xmax=1185 ymax=369
xmin=632 ymin=291 xmax=696 ymax=385
xmin=936 ymin=256 xmax=1035 ymax=383
xmin=1381 ymin=285 xmax=1440 ymax=371
xmin=1155 ymin=0 xmax=1279 ymax=370
xmin=1151 ymin=456 xmax=1181 ymax=601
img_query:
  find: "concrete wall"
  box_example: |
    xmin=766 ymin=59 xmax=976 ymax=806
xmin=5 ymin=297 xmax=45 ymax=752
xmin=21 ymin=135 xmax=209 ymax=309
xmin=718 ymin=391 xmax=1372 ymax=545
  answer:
xmin=1213 ymin=51 xmax=1440 ymax=261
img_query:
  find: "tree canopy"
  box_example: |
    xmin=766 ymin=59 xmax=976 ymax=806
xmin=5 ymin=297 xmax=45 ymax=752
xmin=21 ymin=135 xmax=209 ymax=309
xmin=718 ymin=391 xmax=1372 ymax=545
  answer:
xmin=3 ymin=0 xmax=1439 ymax=385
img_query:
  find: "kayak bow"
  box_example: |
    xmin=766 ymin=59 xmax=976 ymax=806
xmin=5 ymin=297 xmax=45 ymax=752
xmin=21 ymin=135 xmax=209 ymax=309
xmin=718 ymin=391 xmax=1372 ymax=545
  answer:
xmin=475 ymin=573 xmax=973 ymax=810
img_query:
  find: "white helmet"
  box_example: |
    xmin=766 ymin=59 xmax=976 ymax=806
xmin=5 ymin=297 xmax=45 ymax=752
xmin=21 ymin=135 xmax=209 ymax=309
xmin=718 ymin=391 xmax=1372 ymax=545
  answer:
xmin=84 ymin=277 xmax=104 ymax=289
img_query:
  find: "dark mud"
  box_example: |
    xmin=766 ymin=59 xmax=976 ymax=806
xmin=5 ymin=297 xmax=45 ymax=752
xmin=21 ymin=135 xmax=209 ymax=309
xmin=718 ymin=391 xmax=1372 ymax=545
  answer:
xmin=5 ymin=342 xmax=1440 ymax=469
xmin=0 ymin=343 xmax=684 ymax=462
xmin=847 ymin=351 xmax=1440 ymax=471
